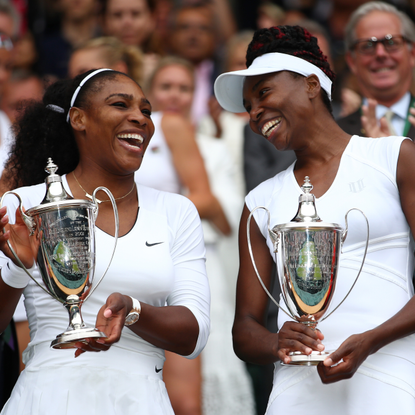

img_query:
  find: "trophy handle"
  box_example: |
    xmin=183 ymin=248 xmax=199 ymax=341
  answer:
xmin=320 ymin=208 xmax=369 ymax=322
xmin=0 ymin=191 xmax=54 ymax=297
xmin=83 ymin=186 xmax=119 ymax=301
xmin=247 ymin=206 xmax=293 ymax=320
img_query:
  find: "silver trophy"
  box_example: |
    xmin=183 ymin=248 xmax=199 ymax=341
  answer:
xmin=247 ymin=177 xmax=369 ymax=365
xmin=1 ymin=158 xmax=119 ymax=349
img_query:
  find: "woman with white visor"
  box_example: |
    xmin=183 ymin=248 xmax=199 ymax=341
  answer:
xmin=214 ymin=25 xmax=415 ymax=415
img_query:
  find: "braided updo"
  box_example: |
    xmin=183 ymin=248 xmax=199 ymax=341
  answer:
xmin=246 ymin=26 xmax=335 ymax=112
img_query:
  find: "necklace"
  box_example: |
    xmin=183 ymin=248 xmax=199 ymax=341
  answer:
xmin=72 ymin=172 xmax=136 ymax=204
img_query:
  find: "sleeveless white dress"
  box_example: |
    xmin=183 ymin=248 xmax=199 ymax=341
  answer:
xmin=134 ymin=111 xmax=182 ymax=194
xmin=245 ymin=135 xmax=415 ymax=414
xmin=1 ymin=179 xmax=210 ymax=415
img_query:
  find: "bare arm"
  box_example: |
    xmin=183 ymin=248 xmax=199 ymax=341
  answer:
xmin=318 ymin=139 xmax=415 ymax=382
xmin=74 ymin=293 xmax=200 ymax=358
xmin=162 ymin=113 xmax=230 ymax=235
xmin=0 ymin=277 xmax=24 ymax=333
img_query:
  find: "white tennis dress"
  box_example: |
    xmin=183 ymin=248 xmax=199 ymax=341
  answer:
xmin=1 ymin=178 xmax=210 ymax=415
xmin=245 ymin=135 xmax=415 ymax=414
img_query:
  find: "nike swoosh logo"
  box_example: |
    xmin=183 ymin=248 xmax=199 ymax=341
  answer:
xmin=155 ymin=366 xmax=163 ymax=373
xmin=146 ymin=241 xmax=164 ymax=247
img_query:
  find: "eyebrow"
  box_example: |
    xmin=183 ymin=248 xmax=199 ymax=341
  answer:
xmin=105 ymin=93 xmax=134 ymax=101
xmin=251 ymin=79 xmax=265 ymax=92
xmin=105 ymin=93 xmax=152 ymax=107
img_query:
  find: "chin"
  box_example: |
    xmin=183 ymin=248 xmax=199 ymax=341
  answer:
xmin=269 ymin=139 xmax=287 ymax=151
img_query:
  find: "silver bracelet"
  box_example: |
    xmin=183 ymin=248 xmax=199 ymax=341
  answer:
xmin=1 ymin=259 xmax=35 ymax=288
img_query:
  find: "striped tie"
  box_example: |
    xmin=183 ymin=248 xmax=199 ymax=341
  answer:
xmin=384 ymin=110 xmax=397 ymax=135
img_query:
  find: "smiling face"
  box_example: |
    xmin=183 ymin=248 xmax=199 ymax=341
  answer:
xmin=346 ymin=10 xmax=415 ymax=106
xmin=242 ymin=71 xmax=313 ymax=151
xmin=149 ymin=63 xmax=194 ymax=116
xmin=72 ymin=74 xmax=154 ymax=174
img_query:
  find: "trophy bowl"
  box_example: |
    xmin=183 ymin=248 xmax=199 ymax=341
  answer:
xmin=272 ymin=221 xmax=343 ymax=364
xmin=247 ymin=177 xmax=369 ymax=365
xmin=1 ymin=158 xmax=119 ymax=349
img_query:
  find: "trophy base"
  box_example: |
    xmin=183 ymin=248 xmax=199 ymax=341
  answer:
xmin=286 ymin=351 xmax=330 ymax=366
xmin=51 ymin=327 xmax=107 ymax=349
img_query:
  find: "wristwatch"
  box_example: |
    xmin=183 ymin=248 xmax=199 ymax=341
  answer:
xmin=125 ymin=296 xmax=141 ymax=326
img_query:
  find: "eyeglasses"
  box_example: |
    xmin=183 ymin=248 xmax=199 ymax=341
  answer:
xmin=351 ymin=34 xmax=409 ymax=55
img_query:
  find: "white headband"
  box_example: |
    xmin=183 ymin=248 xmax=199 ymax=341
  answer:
xmin=214 ymin=52 xmax=333 ymax=113
xmin=66 ymin=68 xmax=114 ymax=123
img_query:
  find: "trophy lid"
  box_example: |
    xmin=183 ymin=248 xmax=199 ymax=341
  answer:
xmin=41 ymin=158 xmax=72 ymax=204
xmin=272 ymin=176 xmax=343 ymax=233
xmin=291 ymin=176 xmax=320 ymax=223
xmin=25 ymin=158 xmax=97 ymax=217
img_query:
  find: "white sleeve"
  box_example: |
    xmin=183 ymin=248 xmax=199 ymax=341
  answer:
xmin=167 ymin=200 xmax=210 ymax=359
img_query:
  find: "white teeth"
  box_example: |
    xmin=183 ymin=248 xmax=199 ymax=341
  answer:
xmin=117 ymin=133 xmax=143 ymax=143
xmin=374 ymin=67 xmax=391 ymax=73
xmin=262 ymin=119 xmax=281 ymax=137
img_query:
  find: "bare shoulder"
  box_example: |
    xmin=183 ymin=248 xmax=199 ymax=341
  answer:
xmin=397 ymin=138 xmax=415 ymax=188
xmin=397 ymin=139 xmax=415 ymax=169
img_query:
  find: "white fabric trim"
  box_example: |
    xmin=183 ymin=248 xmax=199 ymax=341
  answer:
xmin=66 ymin=68 xmax=113 ymax=123
xmin=2 ymin=259 xmax=35 ymax=289
xmin=214 ymin=52 xmax=332 ymax=113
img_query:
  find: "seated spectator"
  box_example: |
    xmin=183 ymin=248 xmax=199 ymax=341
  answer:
xmin=0 ymin=69 xmax=44 ymax=124
xmin=101 ymin=0 xmax=162 ymax=84
xmin=68 ymin=36 xmax=144 ymax=85
xmin=168 ymin=1 xmax=221 ymax=124
xmin=35 ymin=0 xmax=102 ymax=79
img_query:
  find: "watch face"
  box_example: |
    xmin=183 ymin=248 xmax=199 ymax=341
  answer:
xmin=125 ymin=311 xmax=140 ymax=326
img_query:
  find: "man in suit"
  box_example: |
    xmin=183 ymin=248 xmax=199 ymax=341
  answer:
xmin=337 ymin=2 xmax=415 ymax=138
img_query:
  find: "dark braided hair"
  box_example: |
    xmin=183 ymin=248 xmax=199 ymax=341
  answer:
xmin=246 ymin=26 xmax=335 ymax=113
xmin=4 ymin=69 xmax=128 ymax=189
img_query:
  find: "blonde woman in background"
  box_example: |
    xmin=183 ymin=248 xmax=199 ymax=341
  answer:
xmin=68 ymin=36 xmax=144 ymax=85
xmin=140 ymin=56 xmax=255 ymax=415
xmin=198 ymin=31 xmax=254 ymax=307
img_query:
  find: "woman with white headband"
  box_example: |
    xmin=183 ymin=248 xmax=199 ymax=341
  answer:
xmin=0 ymin=68 xmax=210 ymax=414
xmin=215 ymin=26 xmax=415 ymax=414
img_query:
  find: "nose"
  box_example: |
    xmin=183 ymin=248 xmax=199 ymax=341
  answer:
xmin=249 ymin=102 xmax=263 ymax=123
xmin=248 ymin=103 xmax=264 ymax=133
xmin=374 ymin=41 xmax=388 ymax=57
xmin=129 ymin=107 xmax=148 ymax=125
xmin=120 ymin=12 xmax=134 ymax=27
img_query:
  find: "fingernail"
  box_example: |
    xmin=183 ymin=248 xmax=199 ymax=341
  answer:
xmin=317 ymin=343 xmax=325 ymax=351
xmin=324 ymin=358 xmax=333 ymax=366
xmin=305 ymin=347 xmax=312 ymax=355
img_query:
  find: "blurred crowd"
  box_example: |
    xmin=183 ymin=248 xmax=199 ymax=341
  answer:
xmin=1 ymin=0 xmax=415 ymax=414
